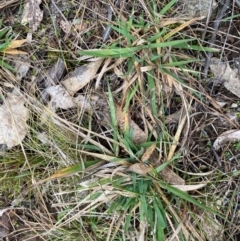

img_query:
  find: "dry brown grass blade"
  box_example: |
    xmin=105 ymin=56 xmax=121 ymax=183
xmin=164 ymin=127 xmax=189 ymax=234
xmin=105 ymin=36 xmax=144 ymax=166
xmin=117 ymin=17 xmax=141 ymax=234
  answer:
xmin=167 ymin=113 xmax=187 ymax=161
xmin=171 ymin=183 xmax=207 ymax=192
xmin=164 ymin=72 xmax=191 ymax=161
xmin=158 ymin=163 xmax=185 ymax=185
xmin=154 ymin=182 xmax=190 ymax=240
xmin=160 ymin=18 xmax=189 ymax=27
xmin=6 ymin=39 xmax=27 ymax=49
xmin=116 ymin=105 xmax=148 ymax=145
xmin=49 ymin=113 xmax=114 ymax=155
xmin=3 ymin=49 xmax=28 ymax=55
xmin=141 ymin=143 xmax=156 ymax=162
xmin=163 ymin=16 xmax=205 ymax=41
xmin=35 ymin=161 xmax=106 ymax=185
xmin=127 ymin=162 xmax=153 ymax=176
xmin=95 ymin=58 xmax=112 ymax=89
xmin=0 ymin=0 xmax=18 ymax=9
xmin=2 ymin=39 xmax=28 ymax=55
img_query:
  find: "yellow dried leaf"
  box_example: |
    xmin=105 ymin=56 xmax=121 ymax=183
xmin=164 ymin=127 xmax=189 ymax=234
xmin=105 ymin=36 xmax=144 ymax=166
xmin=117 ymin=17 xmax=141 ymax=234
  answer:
xmin=163 ymin=17 xmax=205 ymax=41
xmin=4 ymin=49 xmax=28 ymax=55
xmin=116 ymin=105 xmax=147 ymax=145
xmin=141 ymin=143 xmax=156 ymax=162
xmin=6 ymin=39 xmax=27 ymax=49
xmin=127 ymin=163 xmax=152 ymax=176
xmin=116 ymin=105 xmax=130 ymax=131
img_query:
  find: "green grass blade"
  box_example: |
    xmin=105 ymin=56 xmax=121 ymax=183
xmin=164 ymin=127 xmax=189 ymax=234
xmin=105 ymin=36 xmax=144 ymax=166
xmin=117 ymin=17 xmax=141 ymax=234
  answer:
xmin=108 ymin=82 xmax=118 ymax=154
xmin=123 ymin=83 xmax=139 ymax=112
xmin=159 ymin=0 xmax=178 ymax=15
xmin=174 ymin=43 xmax=219 ymax=52
xmin=146 ymin=39 xmax=194 ymax=49
xmin=78 ymin=144 xmax=103 ymax=152
xmin=159 ymin=181 xmax=225 ymax=219
xmin=147 ymin=70 xmax=157 ymax=117
xmin=140 ymin=195 xmax=148 ymax=221
xmin=78 ymin=46 xmax=141 ymax=58
xmin=0 ymin=27 xmax=10 ymax=39
xmin=222 ymin=13 xmax=240 ymax=21
xmin=147 ymin=29 xmax=167 ymax=43
xmin=0 ymin=59 xmax=15 ymax=72
xmin=153 ymin=200 xmax=166 ymax=228
xmin=0 ymin=41 xmax=10 ymax=51
xmin=155 ymin=152 xmax=181 ymax=172
xmin=110 ymin=24 xmax=136 ymax=43
xmin=162 ymin=59 xmax=200 ymax=67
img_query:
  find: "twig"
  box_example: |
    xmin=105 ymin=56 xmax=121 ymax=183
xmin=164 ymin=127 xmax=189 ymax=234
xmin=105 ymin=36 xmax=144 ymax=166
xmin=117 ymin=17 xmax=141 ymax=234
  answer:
xmin=201 ymin=128 xmax=222 ymax=167
xmin=203 ymin=0 xmax=230 ymax=77
xmin=235 ymin=0 xmax=240 ymax=8
xmin=50 ymin=0 xmax=69 ymax=23
xmin=102 ymin=0 xmax=120 ymax=42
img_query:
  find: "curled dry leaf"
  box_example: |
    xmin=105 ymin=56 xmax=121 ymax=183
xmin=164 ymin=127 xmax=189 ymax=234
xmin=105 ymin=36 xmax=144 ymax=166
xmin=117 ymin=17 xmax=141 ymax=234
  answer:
xmin=127 ymin=162 xmax=152 ymax=176
xmin=44 ymin=58 xmax=66 ymax=87
xmin=210 ymin=57 xmax=240 ymax=98
xmin=60 ymin=20 xmax=71 ymax=34
xmin=0 ymin=208 xmax=11 ymax=238
xmin=116 ymin=105 xmax=148 ymax=145
xmin=213 ymin=129 xmax=240 ymax=150
xmin=172 ymin=183 xmax=206 ymax=192
xmin=15 ymin=57 xmax=30 ymax=81
xmin=46 ymin=85 xmax=93 ymax=110
xmin=3 ymin=39 xmax=28 ymax=55
xmin=6 ymin=39 xmax=27 ymax=49
xmin=0 ymin=89 xmax=29 ymax=149
xmin=61 ymin=59 xmax=103 ymax=94
xmin=37 ymin=58 xmax=66 ymax=101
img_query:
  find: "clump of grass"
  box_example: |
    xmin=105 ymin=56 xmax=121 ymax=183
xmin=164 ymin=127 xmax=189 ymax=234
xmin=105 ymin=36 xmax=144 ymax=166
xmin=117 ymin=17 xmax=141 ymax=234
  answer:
xmin=1 ymin=0 xmax=238 ymax=240
xmin=0 ymin=26 xmax=15 ymax=71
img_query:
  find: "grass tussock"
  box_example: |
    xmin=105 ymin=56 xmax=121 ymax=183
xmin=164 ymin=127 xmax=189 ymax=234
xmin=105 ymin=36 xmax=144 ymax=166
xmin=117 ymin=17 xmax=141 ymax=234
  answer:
xmin=0 ymin=0 xmax=240 ymax=240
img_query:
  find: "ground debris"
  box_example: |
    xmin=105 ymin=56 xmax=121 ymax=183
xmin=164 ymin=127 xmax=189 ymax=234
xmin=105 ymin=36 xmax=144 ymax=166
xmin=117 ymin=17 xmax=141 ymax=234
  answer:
xmin=0 ymin=88 xmax=29 ymax=150
xmin=178 ymin=0 xmax=217 ymax=17
xmin=210 ymin=57 xmax=240 ymax=98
